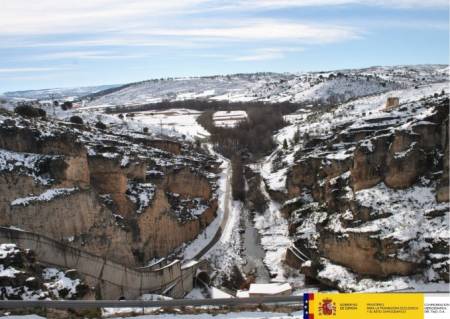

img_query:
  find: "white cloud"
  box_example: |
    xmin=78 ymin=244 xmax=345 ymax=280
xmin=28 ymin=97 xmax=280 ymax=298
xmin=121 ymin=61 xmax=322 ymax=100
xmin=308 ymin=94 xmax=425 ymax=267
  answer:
xmin=30 ymin=50 xmax=146 ymax=60
xmin=0 ymin=18 xmax=360 ymax=49
xmin=0 ymin=0 xmax=208 ymax=35
xmin=234 ymin=47 xmax=304 ymax=61
xmin=138 ymin=20 xmax=360 ymax=43
xmin=218 ymin=0 xmax=449 ymax=10
xmin=0 ymin=67 xmax=70 ymax=73
xmin=0 ymin=37 xmax=202 ymax=50
xmin=1 ymin=0 xmax=444 ymax=37
xmin=366 ymin=0 xmax=448 ymax=8
xmin=234 ymin=49 xmax=284 ymax=62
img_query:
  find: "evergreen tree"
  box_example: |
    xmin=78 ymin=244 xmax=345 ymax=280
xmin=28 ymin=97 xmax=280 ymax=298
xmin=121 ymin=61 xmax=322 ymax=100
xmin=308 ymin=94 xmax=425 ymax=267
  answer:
xmin=293 ymin=129 xmax=301 ymax=144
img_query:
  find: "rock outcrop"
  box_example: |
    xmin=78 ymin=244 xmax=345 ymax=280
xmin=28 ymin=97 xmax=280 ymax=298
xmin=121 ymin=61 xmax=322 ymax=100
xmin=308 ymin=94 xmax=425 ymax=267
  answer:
xmin=318 ymin=232 xmax=418 ymax=277
xmin=0 ymin=243 xmax=89 ymax=300
xmin=0 ymin=110 xmax=220 ymax=267
xmin=279 ymin=94 xmax=449 ymax=290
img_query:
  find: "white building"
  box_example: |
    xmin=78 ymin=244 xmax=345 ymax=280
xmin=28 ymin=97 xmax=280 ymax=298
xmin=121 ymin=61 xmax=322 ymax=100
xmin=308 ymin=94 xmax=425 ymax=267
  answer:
xmin=213 ymin=110 xmax=248 ymax=128
xmin=236 ymin=283 xmax=292 ymax=298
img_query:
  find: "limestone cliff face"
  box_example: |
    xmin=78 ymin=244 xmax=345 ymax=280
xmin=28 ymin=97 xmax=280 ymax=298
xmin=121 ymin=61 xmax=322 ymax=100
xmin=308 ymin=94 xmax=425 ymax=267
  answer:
xmin=6 ymin=188 xmax=135 ymax=265
xmin=0 ymin=124 xmax=90 ymax=189
xmin=437 ymin=117 xmax=449 ymax=202
xmin=146 ymin=140 xmax=182 ymax=155
xmin=351 ymin=135 xmax=391 ymax=191
xmin=318 ymin=232 xmax=418 ymax=277
xmin=286 ymin=157 xmax=321 ymax=197
xmin=0 ymin=112 xmax=219 ymax=266
xmin=281 ymin=95 xmax=449 ymax=288
xmin=0 ymin=174 xmax=46 ymax=224
xmin=136 ymin=189 xmax=217 ymax=259
xmin=58 ymin=155 xmax=91 ymax=188
xmin=88 ymin=156 xmax=134 ymax=216
xmin=384 ymin=142 xmax=426 ymax=189
xmin=163 ymin=168 xmax=212 ymax=200
xmin=133 ymin=168 xmax=218 ymax=260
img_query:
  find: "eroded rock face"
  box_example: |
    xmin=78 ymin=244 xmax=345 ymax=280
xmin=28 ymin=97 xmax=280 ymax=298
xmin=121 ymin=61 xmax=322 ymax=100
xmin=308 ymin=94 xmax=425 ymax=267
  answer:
xmin=136 ymin=189 xmax=217 ymax=259
xmin=287 ymin=157 xmax=321 ymax=197
xmin=319 ymin=232 xmax=418 ymax=277
xmin=0 ymin=174 xmax=46 ymax=226
xmin=88 ymin=156 xmax=134 ymax=216
xmin=0 ymin=112 xmax=219 ymax=266
xmin=321 ymin=157 xmax=353 ymax=181
xmin=436 ymin=119 xmax=449 ymax=202
xmin=123 ymin=161 xmax=146 ymax=181
xmin=0 ymin=125 xmax=91 ymax=189
xmin=436 ymin=148 xmax=449 ymax=202
xmin=4 ymin=188 xmax=135 ymax=264
xmin=58 ymin=155 xmax=91 ymax=188
xmin=351 ymin=135 xmax=390 ymax=191
xmin=384 ymin=143 xmax=426 ymax=189
xmin=281 ymin=95 xmax=449 ymax=288
xmin=146 ymin=140 xmax=182 ymax=155
xmin=163 ymin=168 xmax=212 ymax=200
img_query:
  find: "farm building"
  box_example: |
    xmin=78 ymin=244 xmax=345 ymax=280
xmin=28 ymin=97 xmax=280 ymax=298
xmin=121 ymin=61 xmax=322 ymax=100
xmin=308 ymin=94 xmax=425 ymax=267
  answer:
xmin=213 ymin=110 xmax=248 ymax=128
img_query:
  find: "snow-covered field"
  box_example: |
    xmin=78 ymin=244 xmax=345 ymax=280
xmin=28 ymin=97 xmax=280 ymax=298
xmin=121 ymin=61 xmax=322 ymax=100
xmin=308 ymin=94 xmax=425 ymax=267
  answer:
xmin=2 ymin=84 xmax=120 ymax=101
xmin=134 ymin=109 xmax=210 ymax=139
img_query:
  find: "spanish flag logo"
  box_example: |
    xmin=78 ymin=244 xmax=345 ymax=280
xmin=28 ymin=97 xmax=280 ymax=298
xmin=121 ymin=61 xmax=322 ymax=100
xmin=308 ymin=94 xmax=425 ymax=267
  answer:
xmin=303 ymin=293 xmax=315 ymax=319
xmin=303 ymin=292 xmax=425 ymax=319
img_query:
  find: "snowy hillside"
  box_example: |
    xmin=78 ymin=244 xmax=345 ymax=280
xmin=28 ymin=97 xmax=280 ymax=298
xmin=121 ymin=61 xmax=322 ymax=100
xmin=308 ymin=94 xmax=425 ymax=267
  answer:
xmin=84 ymin=64 xmax=448 ymax=107
xmin=2 ymin=84 xmax=121 ymax=101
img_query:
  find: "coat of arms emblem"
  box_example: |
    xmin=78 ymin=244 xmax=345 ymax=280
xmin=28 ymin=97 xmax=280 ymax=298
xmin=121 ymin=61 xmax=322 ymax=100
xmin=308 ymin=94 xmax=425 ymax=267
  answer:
xmin=318 ymin=298 xmax=337 ymax=316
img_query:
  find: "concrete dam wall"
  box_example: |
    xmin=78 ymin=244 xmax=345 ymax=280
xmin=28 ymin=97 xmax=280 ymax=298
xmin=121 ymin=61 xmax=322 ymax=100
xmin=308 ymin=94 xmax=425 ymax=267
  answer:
xmin=0 ymin=227 xmax=204 ymax=299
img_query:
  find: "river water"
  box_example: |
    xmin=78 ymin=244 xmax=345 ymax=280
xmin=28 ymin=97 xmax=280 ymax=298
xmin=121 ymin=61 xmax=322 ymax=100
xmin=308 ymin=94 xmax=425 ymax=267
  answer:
xmin=241 ymin=208 xmax=271 ymax=283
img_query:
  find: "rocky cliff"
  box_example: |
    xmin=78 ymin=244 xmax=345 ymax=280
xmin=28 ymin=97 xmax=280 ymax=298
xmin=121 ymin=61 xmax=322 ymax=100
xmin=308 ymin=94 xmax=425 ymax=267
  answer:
xmin=0 ymin=108 xmax=220 ymax=267
xmin=263 ymin=87 xmax=449 ymax=291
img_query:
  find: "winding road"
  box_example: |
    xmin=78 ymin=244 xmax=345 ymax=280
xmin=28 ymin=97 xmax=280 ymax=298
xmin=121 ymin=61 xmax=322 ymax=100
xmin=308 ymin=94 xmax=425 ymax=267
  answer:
xmin=192 ymin=164 xmax=232 ymax=260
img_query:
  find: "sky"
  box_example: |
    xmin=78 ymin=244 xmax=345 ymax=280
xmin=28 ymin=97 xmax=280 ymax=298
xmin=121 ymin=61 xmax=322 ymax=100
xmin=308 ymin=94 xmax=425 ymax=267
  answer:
xmin=0 ymin=0 xmax=448 ymax=92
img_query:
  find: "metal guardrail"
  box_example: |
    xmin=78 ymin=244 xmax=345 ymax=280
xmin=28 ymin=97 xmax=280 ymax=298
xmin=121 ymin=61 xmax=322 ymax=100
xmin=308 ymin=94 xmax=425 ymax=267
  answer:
xmin=1 ymin=293 xmax=446 ymax=309
xmin=0 ymin=296 xmax=302 ymax=309
xmin=288 ymin=246 xmax=308 ymax=263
